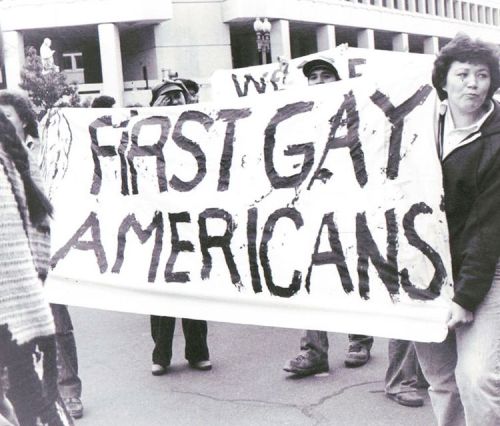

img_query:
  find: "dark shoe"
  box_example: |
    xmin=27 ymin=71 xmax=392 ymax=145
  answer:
xmin=189 ymin=360 xmax=212 ymax=371
xmin=151 ymin=363 xmax=169 ymax=376
xmin=283 ymin=353 xmax=329 ymax=376
xmin=386 ymin=392 xmax=424 ymax=407
xmin=344 ymin=345 xmax=370 ymax=368
xmin=63 ymin=397 xmax=83 ymax=419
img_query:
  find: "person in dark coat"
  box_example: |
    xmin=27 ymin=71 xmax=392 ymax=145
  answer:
xmin=149 ymin=78 xmax=211 ymax=375
xmin=415 ymin=33 xmax=500 ymax=426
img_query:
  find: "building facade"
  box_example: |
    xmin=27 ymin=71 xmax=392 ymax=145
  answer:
xmin=1 ymin=0 xmax=499 ymax=105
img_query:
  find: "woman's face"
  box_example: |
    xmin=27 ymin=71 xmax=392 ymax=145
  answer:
xmin=444 ymin=61 xmax=491 ymax=117
xmin=0 ymin=104 xmax=25 ymax=141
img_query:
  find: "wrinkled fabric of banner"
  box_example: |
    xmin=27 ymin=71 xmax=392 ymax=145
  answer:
xmin=43 ymin=58 xmax=452 ymax=342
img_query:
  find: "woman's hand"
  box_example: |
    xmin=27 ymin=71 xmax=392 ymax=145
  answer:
xmin=447 ymin=302 xmax=474 ymax=330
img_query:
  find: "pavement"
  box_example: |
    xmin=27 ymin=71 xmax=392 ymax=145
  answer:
xmin=70 ymin=306 xmax=436 ymax=426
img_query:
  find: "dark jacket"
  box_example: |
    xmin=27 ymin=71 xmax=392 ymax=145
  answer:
xmin=443 ymin=100 xmax=500 ymax=312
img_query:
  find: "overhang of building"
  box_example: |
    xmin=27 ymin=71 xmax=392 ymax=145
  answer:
xmin=0 ymin=0 xmax=172 ymax=31
xmin=222 ymin=0 xmax=500 ymax=43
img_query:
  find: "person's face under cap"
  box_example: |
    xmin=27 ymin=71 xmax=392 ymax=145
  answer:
xmin=304 ymin=59 xmax=340 ymax=86
xmin=152 ymin=83 xmax=187 ymax=106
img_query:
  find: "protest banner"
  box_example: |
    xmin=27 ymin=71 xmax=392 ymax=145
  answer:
xmin=43 ymin=58 xmax=452 ymax=343
xmin=210 ymin=45 xmax=435 ymax=100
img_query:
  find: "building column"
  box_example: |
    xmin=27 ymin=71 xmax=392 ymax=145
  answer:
xmin=454 ymin=1 xmax=463 ymax=20
xmin=445 ymin=0 xmax=453 ymax=18
xmin=478 ymin=5 xmax=486 ymax=23
xmin=3 ymin=31 xmax=25 ymax=89
xmin=316 ymin=25 xmax=336 ymax=51
xmin=270 ymin=19 xmax=291 ymax=62
xmin=463 ymin=2 xmax=471 ymax=21
xmin=396 ymin=0 xmax=405 ymax=9
xmin=423 ymin=36 xmax=439 ymax=54
xmin=408 ymin=0 xmax=417 ymax=13
xmin=427 ymin=0 xmax=436 ymax=15
xmin=470 ymin=3 xmax=478 ymax=22
xmin=97 ymin=23 xmax=124 ymax=106
xmin=486 ymin=7 xmax=493 ymax=24
xmin=436 ymin=0 xmax=445 ymax=16
xmin=357 ymin=29 xmax=375 ymax=49
xmin=417 ymin=0 xmax=426 ymax=13
xmin=493 ymin=7 xmax=499 ymax=25
xmin=392 ymin=33 xmax=409 ymax=52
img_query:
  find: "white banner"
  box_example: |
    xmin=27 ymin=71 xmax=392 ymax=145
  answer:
xmin=43 ymin=61 xmax=452 ymax=342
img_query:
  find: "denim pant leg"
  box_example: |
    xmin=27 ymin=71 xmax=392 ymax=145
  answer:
xmin=454 ymin=278 xmax=500 ymax=426
xmin=348 ymin=334 xmax=374 ymax=350
xmin=300 ymin=330 xmax=329 ymax=360
xmin=181 ymin=319 xmax=209 ymax=363
xmin=50 ymin=304 xmax=82 ymax=399
xmin=150 ymin=316 xmax=175 ymax=366
xmin=415 ymin=332 xmax=465 ymax=426
xmin=385 ymin=339 xmax=421 ymax=395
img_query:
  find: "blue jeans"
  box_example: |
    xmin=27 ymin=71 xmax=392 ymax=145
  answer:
xmin=415 ymin=274 xmax=500 ymax=426
xmin=299 ymin=331 xmax=373 ymax=360
xmin=51 ymin=304 xmax=82 ymax=399
xmin=385 ymin=339 xmax=427 ymax=395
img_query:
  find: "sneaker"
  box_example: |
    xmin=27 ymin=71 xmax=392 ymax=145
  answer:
xmin=283 ymin=353 xmax=329 ymax=376
xmin=189 ymin=360 xmax=212 ymax=371
xmin=386 ymin=391 xmax=424 ymax=407
xmin=151 ymin=363 xmax=168 ymax=376
xmin=63 ymin=397 xmax=83 ymax=419
xmin=344 ymin=345 xmax=370 ymax=368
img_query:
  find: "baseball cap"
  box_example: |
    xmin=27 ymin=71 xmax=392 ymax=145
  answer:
xmin=150 ymin=80 xmax=186 ymax=106
xmin=302 ymin=58 xmax=340 ymax=80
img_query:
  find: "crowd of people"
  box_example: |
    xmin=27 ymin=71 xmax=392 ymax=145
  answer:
xmin=0 ymin=26 xmax=498 ymax=426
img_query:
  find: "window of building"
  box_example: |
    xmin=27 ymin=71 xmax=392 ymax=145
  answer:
xmin=229 ymin=23 xmax=261 ymax=68
xmin=335 ymin=26 xmax=359 ymax=48
xmin=408 ymin=34 xmax=425 ymax=53
xmin=438 ymin=37 xmax=452 ymax=50
xmin=0 ymin=67 xmax=5 ymax=89
xmin=374 ymin=30 xmax=395 ymax=51
xmin=62 ymin=52 xmax=83 ymax=71
xmin=290 ymin=23 xmax=318 ymax=58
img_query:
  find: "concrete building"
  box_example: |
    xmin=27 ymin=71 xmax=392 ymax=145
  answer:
xmin=1 ymin=0 xmax=499 ymax=105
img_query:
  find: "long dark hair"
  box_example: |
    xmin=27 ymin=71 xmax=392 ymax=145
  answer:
xmin=0 ymin=91 xmax=39 ymax=139
xmin=0 ymin=110 xmax=53 ymax=225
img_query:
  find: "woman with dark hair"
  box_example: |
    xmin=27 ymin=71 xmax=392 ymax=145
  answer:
xmin=0 ymin=89 xmax=84 ymax=420
xmin=0 ymin=31 xmax=73 ymax=426
xmin=415 ymin=33 xmax=500 ymax=426
xmin=0 ymin=92 xmax=39 ymax=142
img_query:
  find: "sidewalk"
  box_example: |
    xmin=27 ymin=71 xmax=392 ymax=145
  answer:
xmin=71 ymin=306 xmax=435 ymax=426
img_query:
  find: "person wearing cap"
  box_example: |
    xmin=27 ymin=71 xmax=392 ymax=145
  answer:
xmin=283 ymin=57 xmax=374 ymax=377
xmin=283 ymin=57 xmax=426 ymax=407
xmin=150 ymin=80 xmax=189 ymax=107
xmin=302 ymin=58 xmax=341 ymax=85
xmin=149 ymin=80 xmax=211 ymax=376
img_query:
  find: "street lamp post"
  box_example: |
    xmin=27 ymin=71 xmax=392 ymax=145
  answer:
xmin=253 ymin=17 xmax=272 ymax=65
